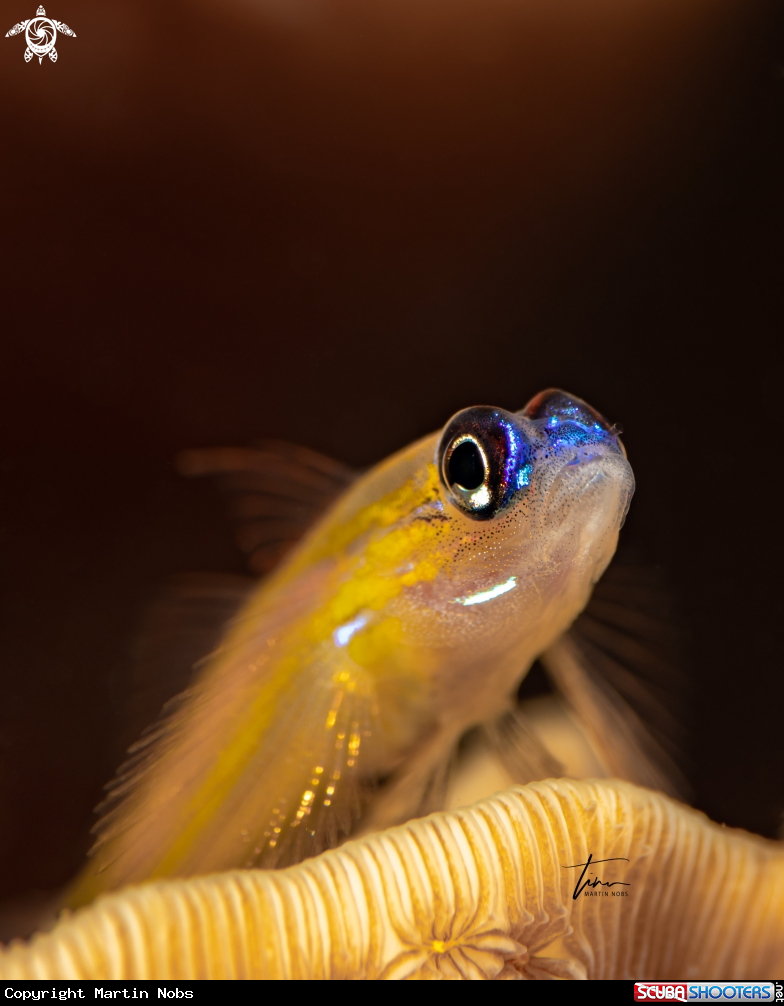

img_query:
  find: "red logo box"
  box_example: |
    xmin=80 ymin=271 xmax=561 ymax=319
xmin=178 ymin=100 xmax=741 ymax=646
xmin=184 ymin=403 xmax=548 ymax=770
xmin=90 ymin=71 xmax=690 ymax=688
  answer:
xmin=635 ymin=984 xmax=688 ymax=1001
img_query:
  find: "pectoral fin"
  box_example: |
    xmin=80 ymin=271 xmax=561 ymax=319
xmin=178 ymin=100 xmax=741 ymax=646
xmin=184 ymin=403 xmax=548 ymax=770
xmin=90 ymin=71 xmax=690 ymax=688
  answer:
xmin=481 ymin=706 xmax=564 ymax=784
xmin=356 ymin=727 xmax=461 ymax=836
xmin=67 ymin=562 xmax=387 ymax=906
xmin=66 ymin=441 xmax=365 ymax=909
xmin=119 ymin=572 xmax=254 ymax=755
xmin=115 ymin=440 xmax=357 ymax=788
xmin=541 ymin=556 xmax=689 ymax=798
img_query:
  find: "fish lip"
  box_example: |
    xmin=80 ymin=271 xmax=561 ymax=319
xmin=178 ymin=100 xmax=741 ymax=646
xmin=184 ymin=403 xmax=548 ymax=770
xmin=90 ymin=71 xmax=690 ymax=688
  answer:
xmin=533 ymin=436 xmax=622 ymax=475
xmin=546 ymin=452 xmax=607 ymax=496
xmin=536 ymin=441 xmax=634 ymax=522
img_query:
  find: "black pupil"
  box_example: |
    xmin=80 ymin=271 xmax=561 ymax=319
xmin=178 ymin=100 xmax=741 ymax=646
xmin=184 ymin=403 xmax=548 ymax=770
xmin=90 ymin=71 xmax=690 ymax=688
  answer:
xmin=448 ymin=440 xmax=485 ymax=490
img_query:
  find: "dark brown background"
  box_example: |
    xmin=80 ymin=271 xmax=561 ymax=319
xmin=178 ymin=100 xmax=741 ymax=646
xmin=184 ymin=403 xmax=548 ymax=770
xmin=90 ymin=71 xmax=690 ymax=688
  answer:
xmin=0 ymin=0 xmax=781 ymax=905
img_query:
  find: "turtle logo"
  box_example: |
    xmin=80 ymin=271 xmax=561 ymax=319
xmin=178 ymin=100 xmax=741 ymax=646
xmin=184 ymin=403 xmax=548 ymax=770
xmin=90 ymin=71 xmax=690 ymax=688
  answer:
xmin=5 ymin=5 xmax=75 ymax=64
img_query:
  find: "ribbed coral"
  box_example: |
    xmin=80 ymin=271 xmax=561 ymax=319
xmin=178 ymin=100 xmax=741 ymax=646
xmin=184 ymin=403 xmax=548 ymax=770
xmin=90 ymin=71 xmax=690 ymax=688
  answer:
xmin=1 ymin=779 xmax=782 ymax=980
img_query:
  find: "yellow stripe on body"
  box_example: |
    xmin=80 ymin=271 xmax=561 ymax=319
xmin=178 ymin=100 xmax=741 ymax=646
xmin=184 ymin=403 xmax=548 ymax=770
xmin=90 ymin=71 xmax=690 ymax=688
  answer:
xmin=282 ymin=461 xmax=443 ymax=576
xmin=148 ymin=464 xmax=451 ymax=876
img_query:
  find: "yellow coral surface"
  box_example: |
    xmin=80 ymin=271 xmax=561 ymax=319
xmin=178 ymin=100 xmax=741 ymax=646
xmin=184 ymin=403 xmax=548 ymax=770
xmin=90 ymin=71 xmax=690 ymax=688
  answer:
xmin=2 ymin=779 xmax=782 ymax=980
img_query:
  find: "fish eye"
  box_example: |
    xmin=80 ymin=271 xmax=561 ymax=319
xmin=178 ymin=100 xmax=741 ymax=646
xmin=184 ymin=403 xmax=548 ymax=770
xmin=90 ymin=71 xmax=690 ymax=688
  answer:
xmin=447 ymin=438 xmax=486 ymax=491
xmin=438 ymin=406 xmax=530 ymax=520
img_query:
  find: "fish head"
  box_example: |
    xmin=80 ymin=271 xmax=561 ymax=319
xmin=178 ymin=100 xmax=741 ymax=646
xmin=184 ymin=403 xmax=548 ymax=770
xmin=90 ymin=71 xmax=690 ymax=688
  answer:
xmin=437 ymin=388 xmax=634 ymax=595
xmin=415 ymin=389 xmax=635 ymax=707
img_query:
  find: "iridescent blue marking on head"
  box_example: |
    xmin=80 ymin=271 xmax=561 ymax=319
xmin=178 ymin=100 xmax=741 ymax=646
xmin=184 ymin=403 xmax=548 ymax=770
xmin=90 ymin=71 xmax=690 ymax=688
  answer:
xmin=437 ymin=405 xmax=533 ymax=521
xmin=522 ymin=388 xmax=624 ymax=456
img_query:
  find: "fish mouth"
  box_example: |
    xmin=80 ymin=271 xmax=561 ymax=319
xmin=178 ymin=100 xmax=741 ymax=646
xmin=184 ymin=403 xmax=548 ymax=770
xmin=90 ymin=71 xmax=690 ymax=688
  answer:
xmin=511 ymin=386 xmax=636 ymax=527
xmin=546 ymin=446 xmax=617 ymax=496
xmin=531 ymin=433 xmax=635 ymax=533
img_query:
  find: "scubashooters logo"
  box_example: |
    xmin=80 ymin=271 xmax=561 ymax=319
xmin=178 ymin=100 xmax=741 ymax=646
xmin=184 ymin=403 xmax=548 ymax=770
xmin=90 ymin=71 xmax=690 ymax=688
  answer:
xmin=5 ymin=6 xmax=75 ymax=63
xmin=634 ymin=983 xmax=776 ymax=1001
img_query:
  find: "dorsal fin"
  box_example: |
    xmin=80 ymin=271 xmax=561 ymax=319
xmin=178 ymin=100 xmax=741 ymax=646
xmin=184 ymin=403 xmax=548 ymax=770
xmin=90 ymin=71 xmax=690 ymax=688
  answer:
xmin=113 ymin=438 xmax=357 ymax=760
xmin=176 ymin=440 xmax=359 ymax=574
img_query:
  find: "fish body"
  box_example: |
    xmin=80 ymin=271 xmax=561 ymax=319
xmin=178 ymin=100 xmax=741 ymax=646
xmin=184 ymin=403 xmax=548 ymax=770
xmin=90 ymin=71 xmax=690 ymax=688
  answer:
xmin=69 ymin=390 xmax=634 ymax=906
